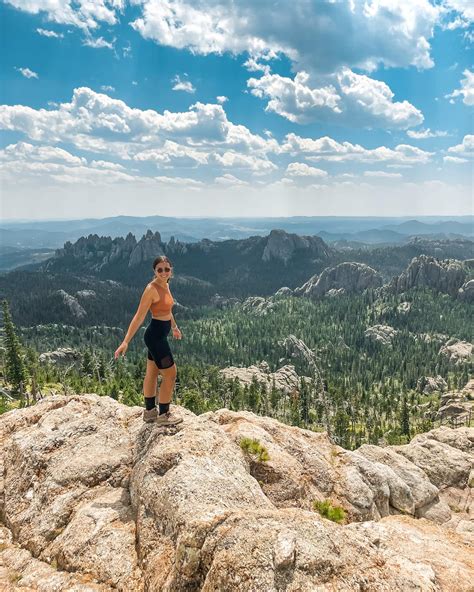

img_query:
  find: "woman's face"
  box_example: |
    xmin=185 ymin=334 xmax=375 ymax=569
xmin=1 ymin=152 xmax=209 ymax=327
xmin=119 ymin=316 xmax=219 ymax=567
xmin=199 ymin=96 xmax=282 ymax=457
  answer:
xmin=154 ymin=262 xmax=172 ymax=280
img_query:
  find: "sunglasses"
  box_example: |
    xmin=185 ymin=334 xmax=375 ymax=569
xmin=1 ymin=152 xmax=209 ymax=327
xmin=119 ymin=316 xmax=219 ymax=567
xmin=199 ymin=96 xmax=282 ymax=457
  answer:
xmin=156 ymin=267 xmax=171 ymax=273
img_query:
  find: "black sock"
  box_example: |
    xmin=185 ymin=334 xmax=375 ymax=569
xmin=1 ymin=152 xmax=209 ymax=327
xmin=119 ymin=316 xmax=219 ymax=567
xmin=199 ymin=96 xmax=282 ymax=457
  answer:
xmin=159 ymin=402 xmax=170 ymax=415
xmin=145 ymin=396 xmax=156 ymax=411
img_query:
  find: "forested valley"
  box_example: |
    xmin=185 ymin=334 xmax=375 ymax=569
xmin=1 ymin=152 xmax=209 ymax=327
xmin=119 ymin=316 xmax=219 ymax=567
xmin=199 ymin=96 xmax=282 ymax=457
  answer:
xmin=2 ymin=285 xmax=471 ymax=450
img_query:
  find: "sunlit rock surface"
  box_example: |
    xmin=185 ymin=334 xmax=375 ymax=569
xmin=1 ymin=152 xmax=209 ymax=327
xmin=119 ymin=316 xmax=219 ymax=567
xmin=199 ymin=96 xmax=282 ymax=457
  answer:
xmin=1 ymin=395 xmax=472 ymax=591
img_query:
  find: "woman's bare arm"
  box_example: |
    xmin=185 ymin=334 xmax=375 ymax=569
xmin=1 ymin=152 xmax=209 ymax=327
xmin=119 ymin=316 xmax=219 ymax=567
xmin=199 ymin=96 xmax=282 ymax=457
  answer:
xmin=123 ymin=285 xmax=155 ymax=344
xmin=170 ymin=312 xmax=178 ymax=329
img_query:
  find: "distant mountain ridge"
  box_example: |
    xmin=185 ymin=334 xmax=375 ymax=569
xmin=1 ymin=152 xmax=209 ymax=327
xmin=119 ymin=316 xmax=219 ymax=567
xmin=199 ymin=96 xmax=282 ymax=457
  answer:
xmin=1 ymin=215 xmax=472 ymax=250
xmin=41 ymin=228 xmax=332 ymax=272
xmin=40 ymin=229 xmax=473 ymax=279
xmin=0 ymin=228 xmax=472 ymax=327
xmin=1 ymin=215 xmax=472 ymax=272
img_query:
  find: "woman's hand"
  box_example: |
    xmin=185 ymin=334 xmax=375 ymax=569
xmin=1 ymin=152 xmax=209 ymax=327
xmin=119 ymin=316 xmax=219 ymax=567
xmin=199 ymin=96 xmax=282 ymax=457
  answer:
xmin=114 ymin=341 xmax=128 ymax=359
xmin=172 ymin=327 xmax=182 ymax=340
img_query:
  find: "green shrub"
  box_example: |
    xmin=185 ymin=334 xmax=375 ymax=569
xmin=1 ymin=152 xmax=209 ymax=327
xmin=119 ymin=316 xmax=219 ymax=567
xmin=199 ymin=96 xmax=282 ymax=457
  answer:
xmin=239 ymin=437 xmax=270 ymax=462
xmin=313 ymin=499 xmax=346 ymax=524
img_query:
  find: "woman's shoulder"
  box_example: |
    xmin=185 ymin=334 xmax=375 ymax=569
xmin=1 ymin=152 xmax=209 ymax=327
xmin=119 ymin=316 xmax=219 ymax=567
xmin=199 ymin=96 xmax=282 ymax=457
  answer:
xmin=147 ymin=282 xmax=161 ymax=295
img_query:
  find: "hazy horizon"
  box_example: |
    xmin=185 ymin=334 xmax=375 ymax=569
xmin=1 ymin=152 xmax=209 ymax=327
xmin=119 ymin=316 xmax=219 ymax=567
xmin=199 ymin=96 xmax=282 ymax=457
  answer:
xmin=2 ymin=213 xmax=473 ymax=225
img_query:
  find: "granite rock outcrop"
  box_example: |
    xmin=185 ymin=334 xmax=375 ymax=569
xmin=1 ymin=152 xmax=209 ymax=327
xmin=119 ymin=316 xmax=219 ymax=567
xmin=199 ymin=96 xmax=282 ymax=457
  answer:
xmin=1 ymin=395 xmax=472 ymax=591
xmin=294 ymin=262 xmax=383 ymax=299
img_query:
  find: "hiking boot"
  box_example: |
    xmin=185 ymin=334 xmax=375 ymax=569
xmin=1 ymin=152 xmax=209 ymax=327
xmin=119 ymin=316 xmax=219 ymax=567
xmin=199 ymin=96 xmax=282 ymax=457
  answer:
xmin=156 ymin=409 xmax=183 ymax=427
xmin=143 ymin=407 xmax=158 ymax=423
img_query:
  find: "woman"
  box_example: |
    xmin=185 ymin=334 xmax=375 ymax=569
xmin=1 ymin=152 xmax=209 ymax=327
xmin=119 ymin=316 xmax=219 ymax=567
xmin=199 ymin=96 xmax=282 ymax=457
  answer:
xmin=114 ymin=255 xmax=183 ymax=426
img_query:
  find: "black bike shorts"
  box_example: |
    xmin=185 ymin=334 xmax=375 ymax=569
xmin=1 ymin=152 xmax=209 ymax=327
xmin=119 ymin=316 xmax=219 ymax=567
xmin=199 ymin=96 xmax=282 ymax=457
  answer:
xmin=144 ymin=319 xmax=175 ymax=369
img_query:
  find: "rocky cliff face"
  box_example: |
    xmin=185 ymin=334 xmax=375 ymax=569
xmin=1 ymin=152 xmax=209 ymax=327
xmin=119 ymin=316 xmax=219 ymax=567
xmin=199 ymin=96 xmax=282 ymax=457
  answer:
xmin=44 ymin=228 xmax=332 ymax=277
xmin=364 ymin=324 xmax=398 ymax=347
xmin=128 ymin=230 xmax=165 ymax=268
xmin=55 ymin=289 xmax=87 ymax=319
xmin=219 ymin=362 xmax=312 ymax=395
xmin=437 ymin=379 xmax=474 ymax=423
xmin=1 ymin=395 xmax=472 ymax=591
xmin=277 ymin=335 xmax=319 ymax=373
xmin=388 ymin=254 xmax=469 ymax=298
xmin=262 ymin=229 xmax=331 ymax=264
xmin=294 ymin=262 xmax=383 ymax=299
xmin=439 ymin=339 xmax=473 ymax=365
xmin=241 ymin=295 xmax=277 ymax=316
xmin=45 ymin=230 xmax=184 ymax=272
xmin=458 ymin=279 xmax=474 ymax=303
xmin=47 ymin=232 xmax=138 ymax=272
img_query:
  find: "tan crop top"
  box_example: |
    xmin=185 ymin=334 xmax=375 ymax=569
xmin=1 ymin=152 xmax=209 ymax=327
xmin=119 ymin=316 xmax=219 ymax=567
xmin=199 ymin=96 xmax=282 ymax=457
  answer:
xmin=149 ymin=283 xmax=175 ymax=316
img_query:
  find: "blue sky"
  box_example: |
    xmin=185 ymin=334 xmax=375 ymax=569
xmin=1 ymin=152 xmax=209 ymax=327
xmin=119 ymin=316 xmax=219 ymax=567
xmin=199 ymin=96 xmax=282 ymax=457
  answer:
xmin=0 ymin=0 xmax=472 ymax=220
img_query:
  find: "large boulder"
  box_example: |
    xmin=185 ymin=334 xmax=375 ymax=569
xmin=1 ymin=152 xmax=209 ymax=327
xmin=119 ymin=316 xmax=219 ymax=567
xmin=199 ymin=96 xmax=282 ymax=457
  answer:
xmin=277 ymin=335 xmax=319 ymax=373
xmin=364 ymin=325 xmax=398 ymax=347
xmin=392 ymin=431 xmax=473 ymax=490
xmin=219 ymin=362 xmax=311 ymax=395
xmin=458 ymin=279 xmax=474 ymax=303
xmin=416 ymin=375 xmax=448 ymax=394
xmin=388 ymin=254 xmax=467 ymax=297
xmin=55 ymin=290 xmax=87 ymax=320
xmin=437 ymin=402 xmax=472 ymax=422
xmin=241 ymin=296 xmax=276 ymax=316
xmin=262 ymin=229 xmax=330 ymax=264
xmin=274 ymin=286 xmax=293 ymax=298
xmin=76 ymin=290 xmax=97 ymax=299
xmin=356 ymin=445 xmax=439 ymax=516
xmin=439 ymin=339 xmax=473 ymax=365
xmin=39 ymin=347 xmax=82 ymax=366
xmin=295 ymin=262 xmax=382 ymax=299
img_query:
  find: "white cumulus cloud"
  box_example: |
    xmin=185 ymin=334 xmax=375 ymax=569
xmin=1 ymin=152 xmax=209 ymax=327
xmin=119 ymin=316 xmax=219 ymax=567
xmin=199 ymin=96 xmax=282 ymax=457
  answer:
xmin=445 ymin=69 xmax=474 ymax=106
xmin=447 ymin=134 xmax=474 ymax=157
xmin=172 ymin=75 xmax=196 ymax=94
xmin=248 ymin=71 xmax=341 ymax=124
xmin=286 ymin=162 xmax=328 ymax=177
xmin=0 ymin=142 xmax=85 ymax=165
xmin=442 ymin=0 xmax=474 ymax=26
xmin=129 ymin=0 xmax=439 ymax=73
xmin=5 ymin=0 xmax=121 ymax=30
xmin=282 ymin=133 xmax=433 ymax=165
xmin=0 ymin=88 xmax=279 ymax=176
xmin=248 ymin=67 xmax=423 ymax=129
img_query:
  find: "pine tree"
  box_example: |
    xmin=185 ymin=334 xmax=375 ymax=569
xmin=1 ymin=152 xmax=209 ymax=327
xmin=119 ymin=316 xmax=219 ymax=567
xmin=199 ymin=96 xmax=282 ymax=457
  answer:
xmin=247 ymin=375 xmax=261 ymax=413
xmin=270 ymin=376 xmax=280 ymax=412
xmin=401 ymin=395 xmax=410 ymax=437
xmin=1 ymin=300 xmax=28 ymax=394
xmin=299 ymin=378 xmax=310 ymax=425
xmin=81 ymin=349 xmax=94 ymax=376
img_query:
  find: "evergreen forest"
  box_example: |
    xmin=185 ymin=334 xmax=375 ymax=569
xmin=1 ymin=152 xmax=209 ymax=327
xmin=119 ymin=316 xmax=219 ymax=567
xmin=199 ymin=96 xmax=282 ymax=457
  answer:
xmin=1 ymin=285 xmax=472 ymax=450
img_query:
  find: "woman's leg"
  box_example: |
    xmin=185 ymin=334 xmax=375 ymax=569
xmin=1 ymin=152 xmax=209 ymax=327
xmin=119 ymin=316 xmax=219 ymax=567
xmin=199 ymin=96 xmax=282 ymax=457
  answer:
xmin=157 ymin=363 xmax=177 ymax=405
xmin=143 ymin=358 xmax=160 ymax=403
